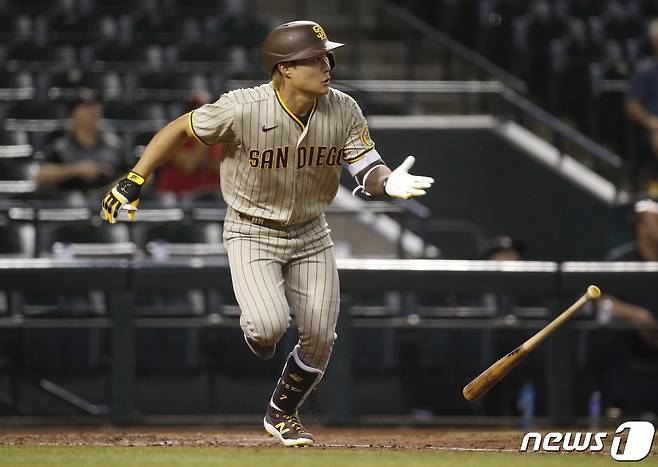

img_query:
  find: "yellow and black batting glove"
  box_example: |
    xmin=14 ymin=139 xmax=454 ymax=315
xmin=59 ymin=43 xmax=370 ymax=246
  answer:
xmin=100 ymin=171 xmax=144 ymax=224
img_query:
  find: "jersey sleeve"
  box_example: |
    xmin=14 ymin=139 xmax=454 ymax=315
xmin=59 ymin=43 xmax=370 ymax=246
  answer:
xmin=342 ymin=101 xmax=382 ymax=176
xmin=189 ymin=93 xmax=239 ymax=146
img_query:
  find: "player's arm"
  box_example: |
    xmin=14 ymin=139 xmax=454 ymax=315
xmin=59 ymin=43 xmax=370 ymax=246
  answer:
xmin=100 ymin=114 xmax=194 ymax=223
xmin=345 ymin=100 xmax=433 ymax=199
xmin=133 ymin=114 xmax=195 ymax=178
xmin=354 ymin=161 xmax=390 ymax=197
xmin=599 ymin=295 xmax=657 ymax=328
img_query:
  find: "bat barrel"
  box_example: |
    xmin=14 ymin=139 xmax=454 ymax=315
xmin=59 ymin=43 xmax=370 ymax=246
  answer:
xmin=462 ymin=346 xmax=527 ymax=400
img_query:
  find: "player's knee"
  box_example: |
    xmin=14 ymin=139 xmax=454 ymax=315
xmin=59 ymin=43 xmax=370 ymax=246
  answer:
xmin=258 ymin=316 xmax=289 ymax=347
xmin=312 ymin=329 xmax=338 ymax=353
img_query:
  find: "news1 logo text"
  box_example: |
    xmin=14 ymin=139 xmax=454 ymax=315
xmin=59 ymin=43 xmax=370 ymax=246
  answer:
xmin=520 ymin=421 xmax=656 ymax=461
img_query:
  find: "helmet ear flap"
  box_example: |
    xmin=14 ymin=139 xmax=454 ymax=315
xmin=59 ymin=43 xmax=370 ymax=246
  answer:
xmin=327 ymin=52 xmax=336 ymax=70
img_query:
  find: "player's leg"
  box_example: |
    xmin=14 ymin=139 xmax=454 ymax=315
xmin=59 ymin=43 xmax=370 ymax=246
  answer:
xmin=225 ymin=235 xmax=291 ymax=359
xmin=285 ymin=246 xmax=340 ymax=370
xmin=263 ymin=246 xmax=340 ymax=446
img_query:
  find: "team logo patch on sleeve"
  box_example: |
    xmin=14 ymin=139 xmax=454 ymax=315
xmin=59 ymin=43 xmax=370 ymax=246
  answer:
xmin=360 ymin=126 xmax=373 ymax=148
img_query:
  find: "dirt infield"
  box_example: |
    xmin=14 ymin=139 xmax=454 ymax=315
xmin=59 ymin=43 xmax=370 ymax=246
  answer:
xmin=1 ymin=425 xmax=656 ymax=455
xmin=0 ymin=426 xmax=533 ymax=451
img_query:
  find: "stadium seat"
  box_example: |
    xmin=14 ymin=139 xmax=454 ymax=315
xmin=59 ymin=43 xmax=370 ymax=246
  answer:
xmin=91 ymin=0 xmax=156 ymax=16
xmin=6 ymin=42 xmax=77 ymax=69
xmin=134 ymin=72 xmax=209 ymax=101
xmin=0 ymin=71 xmax=35 ymax=101
xmin=165 ymin=0 xmax=225 ymax=17
xmin=133 ymin=16 xmax=201 ymax=46
xmin=0 ymin=223 xmax=35 ymax=257
xmin=6 ymin=0 xmax=68 ymax=16
xmin=48 ymin=14 xmax=118 ymax=46
xmin=0 ymin=160 xmax=37 ymax=195
xmin=0 ymin=13 xmax=34 ymax=44
xmin=91 ymin=42 xmax=172 ymax=71
xmin=46 ymin=221 xmax=135 ymax=258
xmin=102 ymin=102 xmax=166 ymax=132
xmin=177 ymin=43 xmax=230 ymax=71
xmin=0 ymin=130 xmax=32 ymax=159
xmin=4 ymin=101 xmax=68 ymax=150
xmin=47 ymin=70 xmax=123 ymax=100
xmin=4 ymin=100 xmax=66 ymax=120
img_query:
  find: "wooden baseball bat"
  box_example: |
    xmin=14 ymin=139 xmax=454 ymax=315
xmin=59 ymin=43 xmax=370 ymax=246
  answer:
xmin=462 ymin=285 xmax=601 ymax=401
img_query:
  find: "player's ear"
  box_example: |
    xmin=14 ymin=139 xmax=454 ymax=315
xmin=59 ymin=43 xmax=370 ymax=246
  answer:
xmin=278 ymin=62 xmax=293 ymax=78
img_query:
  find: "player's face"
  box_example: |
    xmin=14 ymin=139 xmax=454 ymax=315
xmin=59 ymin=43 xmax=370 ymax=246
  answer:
xmin=289 ymin=54 xmax=332 ymax=96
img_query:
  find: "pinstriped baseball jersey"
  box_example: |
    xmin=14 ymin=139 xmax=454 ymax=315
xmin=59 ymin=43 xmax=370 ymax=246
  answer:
xmin=189 ymin=82 xmax=382 ymax=225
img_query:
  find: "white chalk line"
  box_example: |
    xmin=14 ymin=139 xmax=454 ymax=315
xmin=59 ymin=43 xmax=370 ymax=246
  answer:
xmin=10 ymin=441 xmax=520 ymax=452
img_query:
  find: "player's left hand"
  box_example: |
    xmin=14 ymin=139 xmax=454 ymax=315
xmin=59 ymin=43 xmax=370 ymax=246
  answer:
xmin=384 ymin=156 xmax=434 ymax=199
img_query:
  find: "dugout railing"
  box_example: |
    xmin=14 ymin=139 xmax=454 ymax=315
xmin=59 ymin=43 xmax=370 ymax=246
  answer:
xmin=1 ymin=259 xmax=657 ymax=426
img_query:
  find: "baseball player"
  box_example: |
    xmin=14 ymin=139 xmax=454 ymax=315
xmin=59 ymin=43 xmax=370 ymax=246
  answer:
xmin=101 ymin=20 xmax=434 ymax=446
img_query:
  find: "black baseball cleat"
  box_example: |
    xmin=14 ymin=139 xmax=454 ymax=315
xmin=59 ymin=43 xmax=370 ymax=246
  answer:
xmin=244 ymin=334 xmax=276 ymax=360
xmin=264 ymin=406 xmax=315 ymax=447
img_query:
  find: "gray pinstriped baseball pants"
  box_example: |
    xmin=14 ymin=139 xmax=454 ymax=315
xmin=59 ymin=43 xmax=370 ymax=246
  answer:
xmin=223 ymin=206 xmax=340 ymax=370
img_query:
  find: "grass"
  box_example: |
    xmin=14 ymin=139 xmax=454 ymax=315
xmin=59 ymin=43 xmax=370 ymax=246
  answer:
xmin=2 ymin=446 xmax=655 ymax=467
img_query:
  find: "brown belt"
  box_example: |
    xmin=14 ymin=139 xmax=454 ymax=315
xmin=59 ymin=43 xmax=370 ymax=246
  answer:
xmin=237 ymin=212 xmax=304 ymax=229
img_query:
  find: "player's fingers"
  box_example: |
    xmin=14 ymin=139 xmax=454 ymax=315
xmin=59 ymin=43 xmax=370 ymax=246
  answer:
xmin=103 ymin=193 xmax=117 ymax=212
xmin=412 ymin=181 xmax=432 ymax=189
xmin=102 ymin=194 xmax=112 ymax=212
xmin=412 ymin=176 xmax=434 ymax=184
xmin=407 ymin=188 xmax=426 ymax=197
xmin=110 ymin=199 xmax=121 ymax=219
xmin=122 ymin=202 xmax=138 ymax=221
xmin=396 ymin=156 xmax=415 ymax=174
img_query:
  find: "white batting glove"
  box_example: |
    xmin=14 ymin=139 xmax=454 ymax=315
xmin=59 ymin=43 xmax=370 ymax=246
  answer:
xmin=384 ymin=156 xmax=434 ymax=199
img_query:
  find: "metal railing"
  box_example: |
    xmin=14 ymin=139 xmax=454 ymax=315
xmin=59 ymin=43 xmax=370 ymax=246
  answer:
xmin=1 ymin=259 xmax=656 ymax=425
xmin=377 ymin=0 xmax=528 ymax=93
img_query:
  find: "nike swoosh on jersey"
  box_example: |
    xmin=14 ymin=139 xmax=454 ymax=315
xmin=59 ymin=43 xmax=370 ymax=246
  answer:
xmin=262 ymin=124 xmax=278 ymax=132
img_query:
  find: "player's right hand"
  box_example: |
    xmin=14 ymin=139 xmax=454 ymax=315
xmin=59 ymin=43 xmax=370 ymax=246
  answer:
xmin=384 ymin=156 xmax=434 ymax=199
xmin=100 ymin=171 xmax=145 ymax=224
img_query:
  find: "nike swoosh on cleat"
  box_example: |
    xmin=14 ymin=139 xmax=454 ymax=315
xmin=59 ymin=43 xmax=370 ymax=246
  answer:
xmin=262 ymin=124 xmax=278 ymax=132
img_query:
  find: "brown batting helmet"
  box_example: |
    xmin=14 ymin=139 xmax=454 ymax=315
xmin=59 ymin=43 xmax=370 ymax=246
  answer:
xmin=261 ymin=21 xmax=344 ymax=76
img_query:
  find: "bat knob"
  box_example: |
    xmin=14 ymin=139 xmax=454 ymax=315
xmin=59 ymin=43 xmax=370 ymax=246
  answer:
xmin=587 ymin=285 xmax=601 ymax=299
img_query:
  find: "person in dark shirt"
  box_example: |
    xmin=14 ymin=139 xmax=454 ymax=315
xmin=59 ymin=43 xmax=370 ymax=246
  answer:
xmin=598 ymin=199 xmax=658 ymax=416
xmin=626 ymin=20 xmax=658 ymax=193
xmin=37 ymin=94 xmax=126 ymax=193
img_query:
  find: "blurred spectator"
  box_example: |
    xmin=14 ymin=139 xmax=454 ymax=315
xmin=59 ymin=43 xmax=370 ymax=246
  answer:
xmin=604 ymin=2 xmax=639 ymax=43
xmin=556 ymin=18 xmax=600 ymax=129
xmin=482 ymin=235 xmax=525 ymax=261
xmin=597 ymin=199 xmax=658 ymax=416
xmin=481 ymin=0 xmax=529 ymax=71
xmin=156 ymin=93 xmax=222 ymax=196
xmin=36 ymin=93 xmax=126 ymax=193
xmin=480 ymin=236 xmax=526 ymax=315
xmin=526 ymin=1 xmax=568 ymax=99
xmin=626 ymin=19 xmax=658 ymax=194
xmin=568 ymin=0 xmax=605 ymax=18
